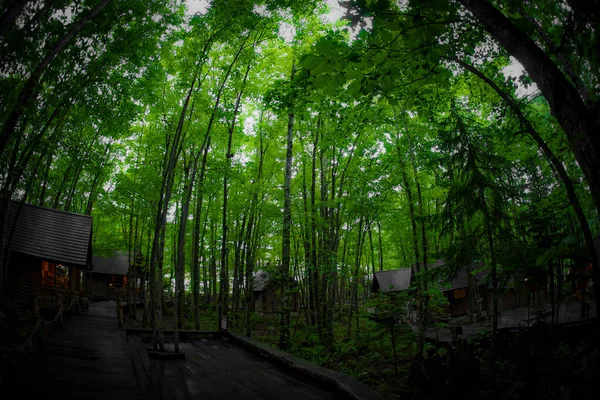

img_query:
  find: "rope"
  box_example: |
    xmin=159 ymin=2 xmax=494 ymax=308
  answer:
xmin=0 ymin=294 xmax=77 ymax=355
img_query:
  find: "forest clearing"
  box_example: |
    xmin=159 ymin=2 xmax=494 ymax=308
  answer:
xmin=1 ymin=0 xmax=599 ymax=399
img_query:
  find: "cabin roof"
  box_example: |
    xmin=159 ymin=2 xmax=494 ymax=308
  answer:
xmin=92 ymin=252 xmax=130 ymax=276
xmin=412 ymin=259 xmax=486 ymax=291
xmin=5 ymin=201 xmax=92 ymax=268
xmin=253 ymin=270 xmax=270 ymax=292
xmin=373 ymin=268 xmax=412 ymax=292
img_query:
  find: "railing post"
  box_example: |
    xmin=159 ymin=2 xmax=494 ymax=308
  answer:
xmin=72 ymin=290 xmax=80 ymax=315
xmin=56 ymin=292 xmax=64 ymax=328
xmin=33 ymin=294 xmax=40 ymax=319
xmin=81 ymin=289 xmax=89 ymax=310
xmin=117 ymin=297 xmax=124 ymax=327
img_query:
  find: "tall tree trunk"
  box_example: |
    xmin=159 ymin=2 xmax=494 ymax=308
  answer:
xmin=279 ymin=68 xmax=295 ymax=349
xmin=309 ymin=129 xmax=319 ymax=329
xmin=219 ymin=59 xmax=252 ymax=329
xmin=377 ymin=221 xmax=384 ymax=271
xmin=244 ymin=119 xmax=265 ymax=336
xmin=408 ymin=125 xmax=429 ymax=336
xmin=150 ymin=64 xmax=199 ymax=350
xmin=396 ymin=131 xmax=425 ymax=361
xmin=480 ymin=189 xmax=498 ymax=362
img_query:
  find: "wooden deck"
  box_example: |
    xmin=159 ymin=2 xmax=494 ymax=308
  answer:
xmin=5 ymin=300 xmax=143 ymax=399
xmin=4 ymin=301 xmax=340 ymax=400
xmin=128 ymin=336 xmax=338 ymax=400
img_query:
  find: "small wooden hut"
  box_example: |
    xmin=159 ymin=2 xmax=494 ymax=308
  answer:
xmin=252 ymin=270 xmax=299 ymax=313
xmin=89 ymin=252 xmax=130 ymax=301
xmin=414 ymin=259 xmax=489 ymax=318
xmin=4 ymin=201 xmax=92 ymax=316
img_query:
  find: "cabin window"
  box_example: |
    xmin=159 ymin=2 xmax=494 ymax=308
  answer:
xmin=41 ymin=261 xmax=69 ymax=289
xmin=454 ymin=288 xmax=466 ymax=299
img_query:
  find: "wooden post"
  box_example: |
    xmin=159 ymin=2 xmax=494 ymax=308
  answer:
xmin=117 ymin=297 xmax=124 ymax=327
xmin=72 ymin=290 xmax=80 ymax=315
xmin=33 ymin=294 xmax=40 ymax=319
xmin=33 ymin=294 xmax=45 ymax=350
xmin=56 ymin=292 xmax=64 ymax=327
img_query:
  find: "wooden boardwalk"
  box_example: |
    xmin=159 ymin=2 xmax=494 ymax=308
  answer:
xmin=4 ymin=300 xmax=143 ymax=399
xmin=128 ymin=336 xmax=338 ymax=400
xmin=4 ymin=301 xmax=341 ymax=400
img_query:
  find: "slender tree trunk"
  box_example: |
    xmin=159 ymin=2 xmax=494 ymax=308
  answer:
xmin=279 ymin=64 xmax=295 ymax=350
xmin=245 ymin=120 xmax=265 ymax=336
xmin=396 ymin=131 xmax=425 ymax=361
xmin=377 ymin=221 xmax=384 ymax=271
xmin=219 ymin=59 xmax=251 ymax=329
xmin=479 ymin=189 xmax=498 ymax=362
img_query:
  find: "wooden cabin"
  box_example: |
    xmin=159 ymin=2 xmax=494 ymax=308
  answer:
xmin=89 ymin=252 xmax=130 ymax=301
xmin=413 ymin=259 xmax=490 ymax=318
xmin=252 ymin=270 xmax=299 ymax=313
xmin=4 ymin=201 xmax=92 ymax=317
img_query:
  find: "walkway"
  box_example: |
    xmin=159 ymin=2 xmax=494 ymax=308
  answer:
xmin=4 ymin=301 xmax=349 ymax=400
xmin=5 ymin=301 xmax=143 ymax=399
xmin=128 ymin=335 xmax=338 ymax=400
xmin=424 ymin=301 xmax=596 ymax=342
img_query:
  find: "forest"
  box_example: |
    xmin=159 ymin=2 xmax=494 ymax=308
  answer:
xmin=0 ymin=0 xmax=599 ymax=398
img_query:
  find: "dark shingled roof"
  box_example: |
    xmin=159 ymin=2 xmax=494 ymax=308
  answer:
xmin=92 ymin=252 xmax=130 ymax=276
xmin=373 ymin=268 xmax=412 ymax=292
xmin=5 ymin=201 xmax=92 ymax=268
xmin=412 ymin=259 xmax=485 ymax=291
xmin=253 ymin=270 xmax=270 ymax=292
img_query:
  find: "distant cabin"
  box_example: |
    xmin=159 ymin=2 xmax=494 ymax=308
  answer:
xmin=89 ymin=252 xmax=130 ymax=301
xmin=413 ymin=259 xmax=491 ymax=317
xmin=372 ymin=268 xmax=413 ymax=293
xmin=4 ymin=201 xmax=92 ymax=315
xmin=252 ymin=270 xmax=299 ymax=313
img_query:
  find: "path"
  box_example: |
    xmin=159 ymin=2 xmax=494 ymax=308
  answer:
xmin=4 ymin=300 xmax=143 ymax=399
xmin=128 ymin=335 xmax=338 ymax=400
xmin=424 ymin=301 xmax=596 ymax=342
xmin=4 ymin=301 xmax=344 ymax=400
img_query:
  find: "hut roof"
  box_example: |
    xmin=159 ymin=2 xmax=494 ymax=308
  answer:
xmin=373 ymin=268 xmax=412 ymax=292
xmin=5 ymin=201 xmax=92 ymax=268
xmin=253 ymin=270 xmax=271 ymax=292
xmin=412 ymin=259 xmax=486 ymax=291
xmin=92 ymin=252 xmax=130 ymax=276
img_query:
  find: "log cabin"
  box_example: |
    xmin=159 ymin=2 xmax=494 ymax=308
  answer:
xmin=252 ymin=270 xmax=299 ymax=313
xmin=89 ymin=252 xmax=130 ymax=301
xmin=413 ymin=259 xmax=490 ymax=318
xmin=4 ymin=201 xmax=92 ymax=318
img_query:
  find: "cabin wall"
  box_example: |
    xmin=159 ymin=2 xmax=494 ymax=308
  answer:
xmin=7 ymin=252 xmax=39 ymax=308
xmin=88 ymin=274 xmax=108 ymax=300
xmin=253 ymin=287 xmax=299 ymax=314
xmin=87 ymin=273 xmax=127 ymax=301
xmin=7 ymin=252 xmax=81 ymax=314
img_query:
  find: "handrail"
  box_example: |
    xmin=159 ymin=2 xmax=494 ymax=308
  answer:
xmin=0 ymin=292 xmax=77 ymax=355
